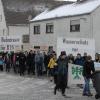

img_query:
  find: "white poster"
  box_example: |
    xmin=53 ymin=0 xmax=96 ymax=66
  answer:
xmin=94 ymin=62 xmax=100 ymax=71
xmin=0 ymin=45 xmax=21 ymax=52
xmin=0 ymin=36 xmax=22 ymax=45
xmin=57 ymin=37 xmax=95 ymax=59
xmin=68 ymin=64 xmax=84 ymax=85
xmin=68 ymin=63 xmax=100 ymax=85
xmin=0 ymin=36 xmax=22 ymax=52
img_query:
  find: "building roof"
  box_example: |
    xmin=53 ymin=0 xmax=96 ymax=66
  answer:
xmin=2 ymin=0 xmax=71 ymax=25
xmin=31 ymin=0 xmax=100 ymax=22
xmin=4 ymin=11 xmax=30 ymax=25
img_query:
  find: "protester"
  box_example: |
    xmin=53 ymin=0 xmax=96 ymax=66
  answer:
xmin=74 ymin=53 xmax=84 ymax=66
xmin=10 ymin=52 xmax=14 ymax=68
xmin=48 ymin=52 xmax=57 ymax=82
xmin=54 ymin=51 xmax=68 ymax=96
xmin=68 ymin=54 xmax=74 ymax=64
xmin=14 ymin=52 xmax=20 ymax=73
xmin=0 ymin=54 xmax=4 ymax=71
xmin=24 ymin=51 xmax=28 ymax=73
xmin=13 ymin=53 xmax=16 ymax=73
xmin=74 ymin=53 xmax=85 ymax=88
xmin=5 ymin=53 xmax=11 ymax=72
xmin=43 ymin=52 xmax=48 ymax=74
xmin=27 ymin=50 xmax=35 ymax=75
xmin=83 ymin=55 xmax=95 ymax=96
xmin=95 ymin=53 xmax=100 ymax=62
xmin=19 ymin=52 xmax=26 ymax=76
xmin=35 ymin=51 xmax=43 ymax=76
xmin=82 ymin=52 xmax=87 ymax=60
xmin=0 ymin=50 xmax=98 ymax=98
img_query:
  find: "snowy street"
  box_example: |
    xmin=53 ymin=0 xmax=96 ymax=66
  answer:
xmin=0 ymin=72 xmax=96 ymax=100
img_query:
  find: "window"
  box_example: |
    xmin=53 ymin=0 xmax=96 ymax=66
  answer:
xmin=49 ymin=46 xmax=53 ymax=51
xmin=46 ymin=23 xmax=54 ymax=33
xmin=48 ymin=46 xmax=53 ymax=52
xmin=48 ymin=46 xmax=53 ymax=54
xmin=70 ymin=20 xmax=80 ymax=32
xmin=34 ymin=46 xmax=40 ymax=49
xmin=34 ymin=25 xmax=40 ymax=34
xmin=23 ymin=35 xmax=29 ymax=43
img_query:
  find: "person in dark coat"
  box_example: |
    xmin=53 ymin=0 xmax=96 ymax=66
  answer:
xmin=82 ymin=53 xmax=87 ymax=61
xmin=83 ymin=55 xmax=95 ymax=96
xmin=5 ymin=53 xmax=11 ymax=72
xmin=19 ymin=52 xmax=26 ymax=76
xmin=43 ymin=52 xmax=48 ymax=74
xmin=35 ymin=51 xmax=44 ymax=76
xmin=68 ymin=54 xmax=74 ymax=64
xmin=54 ymin=51 xmax=68 ymax=96
xmin=14 ymin=52 xmax=20 ymax=73
xmin=27 ymin=50 xmax=35 ymax=75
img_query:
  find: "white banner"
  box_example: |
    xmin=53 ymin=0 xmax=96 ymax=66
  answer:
xmin=94 ymin=62 xmax=100 ymax=70
xmin=68 ymin=63 xmax=100 ymax=85
xmin=0 ymin=36 xmax=22 ymax=45
xmin=57 ymin=37 xmax=95 ymax=60
xmin=68 ymin=64 xmax=84 ymax=85
xmin=0 ymin=45 xmax=21 ymax=52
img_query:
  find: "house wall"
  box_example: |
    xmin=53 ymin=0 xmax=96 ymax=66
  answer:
xmin=30 ymin=14 xmax=91 ymax=52
xmin=8 ymin=25 xmax=29 ymax=36
xmin=0 ymin=0 xmax=7 ymax=35
xmin=8 ymin=25 xmax=30 ymax=51
xmin=92 ymin=6 xmax=100 ymax=53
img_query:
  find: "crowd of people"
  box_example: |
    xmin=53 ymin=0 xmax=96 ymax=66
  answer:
xmin=0 ymin=50 xmax=49 ymax=76
xmin=0 ymin=50 xmax=99 ymax=97
xmin=47 ymin=51 xmax=96 ymax=97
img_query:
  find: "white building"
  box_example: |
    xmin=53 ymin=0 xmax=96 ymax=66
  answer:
xmin=30 ymin=0 xmax=100 ymax=53
xmin=0 ymin=0 xmax=30 ymax=51
xmin=0 ymin=0 xmax=7 ymax=35
xmin=3 ymin=9 xmax=31 ymax=51
xmin=7 ymin=24 xmax=30 ymax=51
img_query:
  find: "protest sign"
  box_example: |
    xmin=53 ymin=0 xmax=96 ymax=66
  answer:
xmin=57 ymin=37 xmax=95 ymax=59
xmin=68 ymin=64 xmax=84 ymax=85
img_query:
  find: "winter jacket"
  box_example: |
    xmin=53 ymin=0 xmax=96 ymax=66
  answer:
xmin=57 ymin=57 xmax=68 ymax=76
xmin=74 ymin=57 xmax=84 ymax=66
xmin=35 ymin=54 xmax=41 ymax=63
xmin=48 ymin=58 xmax=57 ymax=69
xmin=27 ymin=53 xmax=35 ymax=65
xmin=0 ymin=58 xmax=4 ymax=65
xmin=83 ymin=60 xmax=95 ymax=78
xmin=19 ymin=53 xmax=26 ymax=65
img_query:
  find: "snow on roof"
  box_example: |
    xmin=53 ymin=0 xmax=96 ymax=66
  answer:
xmin=30 ymin=9 xmax=49 ymax=22
xmin=31 ymin=0 xmax=100 ymax=22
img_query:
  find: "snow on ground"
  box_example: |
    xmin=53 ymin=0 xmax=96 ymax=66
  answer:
xmin=0 ymin=72 xmax=96 ymax=100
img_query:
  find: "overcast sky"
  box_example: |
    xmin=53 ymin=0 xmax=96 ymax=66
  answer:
xmin=57 ymin=0 xmax=77 ymax=1
xmin=63 ymin=0 xmax=76 ymax=1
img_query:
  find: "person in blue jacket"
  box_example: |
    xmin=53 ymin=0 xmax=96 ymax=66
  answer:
xmin=0 ymin=54 xmax=4 ymax=71
xmin=74 ymin=53 xmax=85 ymax=88
xmin=74 ymin=53 xmax=84 ymax=66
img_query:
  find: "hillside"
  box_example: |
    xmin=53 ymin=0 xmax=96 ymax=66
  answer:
xmin=2 ymin=0 xmax=73 ymax=25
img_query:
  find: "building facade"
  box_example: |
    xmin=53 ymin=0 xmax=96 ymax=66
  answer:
xmin=7 ymin=24 xmax=30 ymax=51
xmin=0 ymin=0 xmax=7 ymax=35
xmin=1 ymin=0 xmax=68 ymax=51
xmin=30 ymin=0 xmax=100 ymax=53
